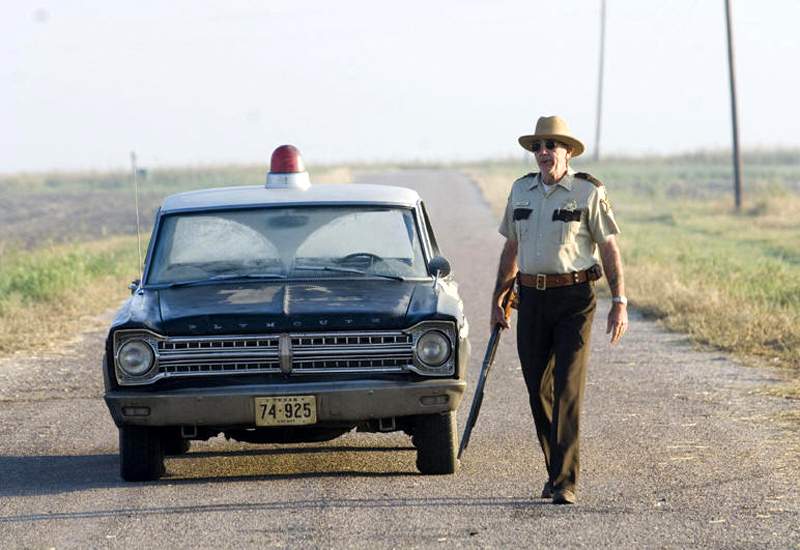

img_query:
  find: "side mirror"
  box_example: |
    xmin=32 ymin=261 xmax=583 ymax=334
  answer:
xmin=428 ymin=256 xmax=451 ymax=278
xmin=128 ymin=279 xmax=141 ymax=295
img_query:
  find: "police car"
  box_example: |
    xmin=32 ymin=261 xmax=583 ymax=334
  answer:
xmin=103 ymin=146 xmax=470 ymax=481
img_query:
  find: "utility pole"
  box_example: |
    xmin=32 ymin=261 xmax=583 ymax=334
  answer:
xmin=724 ymin=0 xmax=743 ymax=211
xmin=593 ymin=0 xmax=606 ymax=162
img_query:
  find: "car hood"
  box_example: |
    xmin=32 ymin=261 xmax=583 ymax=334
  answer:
xmin=154 ymin=280 xmax=434 ymax=334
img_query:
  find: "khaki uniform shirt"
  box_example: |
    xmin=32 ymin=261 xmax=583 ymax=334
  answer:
xmin=498 ymin=169 xmax=620 ymax=275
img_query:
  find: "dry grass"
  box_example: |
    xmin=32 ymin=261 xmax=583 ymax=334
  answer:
xmin=625 ymin=263 xmax=798 ymax=364
xmin=0 ymin=236 xmax=138 ymax=355
xmin=0 ymin=275 xmax=128 ymax=356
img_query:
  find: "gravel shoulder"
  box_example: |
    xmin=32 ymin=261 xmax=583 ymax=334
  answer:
xmin=0 ymin=169 xmax=798 ymax=548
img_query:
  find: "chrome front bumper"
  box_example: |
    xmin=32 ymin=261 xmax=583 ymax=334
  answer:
xmin=105 ymin=378 xmax=466 ymax=428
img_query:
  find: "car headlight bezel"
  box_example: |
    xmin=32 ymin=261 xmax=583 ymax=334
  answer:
xmin=408 ymin=321 xmax=457 ymax=376
xmin=416 ymin=330 xmax=451 ymax=367
xmin=116 ymin=339 xmax=156 ymax=376
xmin=113 ymin=330 xmax=164 ymax=383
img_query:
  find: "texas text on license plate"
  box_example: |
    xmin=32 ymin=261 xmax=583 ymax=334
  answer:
xmin=254 ymin=395 xmax=317 ymax=426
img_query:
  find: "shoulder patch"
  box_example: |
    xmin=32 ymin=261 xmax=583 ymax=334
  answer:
xmin=574 ymin=172 xmax=603 ymax=187
xmin=514 ymin=172 xmax=538 ymax=184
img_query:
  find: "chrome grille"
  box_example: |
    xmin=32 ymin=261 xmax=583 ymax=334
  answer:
xmin=158 ymin=336 xmax=278 ymax=355
xmin=292 ymin=357 xmax=411 ymax=372
xmin=291 ymin=334 xmax=410 ymax=347
xmin=159 ymin=360 xmax=280 ymax=375
xmin=153 ymin=331 xmax=414 ymax=380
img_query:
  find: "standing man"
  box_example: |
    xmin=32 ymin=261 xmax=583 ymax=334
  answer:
xmin=491 ymin=115 xmax=628 ymax=505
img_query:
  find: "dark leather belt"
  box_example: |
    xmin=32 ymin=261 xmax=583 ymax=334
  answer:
xmin=518 ymin=265 xmax=602 ymax=291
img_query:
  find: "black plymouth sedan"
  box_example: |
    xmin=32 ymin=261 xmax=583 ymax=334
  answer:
xmin=103 ymin=160 xmax=469 ymax=481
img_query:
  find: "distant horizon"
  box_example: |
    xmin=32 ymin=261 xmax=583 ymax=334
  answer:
xmin=2 ymin=146 xmax=798 ymax=178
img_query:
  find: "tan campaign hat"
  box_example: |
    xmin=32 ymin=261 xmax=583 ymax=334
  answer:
xmin=518 ymin=115 xmax=585 ymax=157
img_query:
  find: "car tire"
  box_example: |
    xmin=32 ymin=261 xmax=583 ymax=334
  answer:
xmin=119 ymin=426 xmax=165 ymax=481
xmin=415 ymin=411 xmax=459 ymax=475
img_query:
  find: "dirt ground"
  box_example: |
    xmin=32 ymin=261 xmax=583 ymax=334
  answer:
xmin=0 ymin=189 xmax=162 ymax=250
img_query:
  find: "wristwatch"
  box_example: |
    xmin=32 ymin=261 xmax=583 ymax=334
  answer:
xmin=612 ymin=295 xmax=628 ymax=305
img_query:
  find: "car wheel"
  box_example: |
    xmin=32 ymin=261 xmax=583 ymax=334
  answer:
xmin=119 ymin=426 xmax=165 ymax=481
xmin=415 ymin=411 xmax=459 ymax=475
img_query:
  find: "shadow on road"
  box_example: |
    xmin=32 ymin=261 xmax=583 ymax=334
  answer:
xmin=0 ymin=495 xmax=547 ymax=524
xmin=183 ymin=444 xmax=416 ymax=459
xmin=0 ymin=445 xmax=422 ymax=498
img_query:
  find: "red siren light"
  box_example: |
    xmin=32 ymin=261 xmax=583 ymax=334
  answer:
xmin=265 ymin=144 xmax=311 ymax=189
xmin=270 ymin=144 xmax=305 ymax=173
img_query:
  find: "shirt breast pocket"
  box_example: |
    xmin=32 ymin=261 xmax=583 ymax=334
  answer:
xmin=513 ymin=208 xmax=532 ymax=240
xmin=551 ymin=208 xmax=584 ymax=244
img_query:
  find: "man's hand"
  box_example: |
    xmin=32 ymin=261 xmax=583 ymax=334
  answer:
xmin=491 ymin=300 xmax=511 ymax=330
xmin=598 ymin=236 xmax=628 ymax=344
xmin=606 ymin=302 xmax=628 ymax=344
xmin=490 ymin=238 xmax=518 ymax=331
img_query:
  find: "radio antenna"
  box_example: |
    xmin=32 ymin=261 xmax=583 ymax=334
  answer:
xmin=130 ymin=151 xmax=144 ymax=282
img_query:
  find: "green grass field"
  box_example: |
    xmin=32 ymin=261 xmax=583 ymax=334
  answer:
xmin=463 ymin=151 xmax=800 ymax=380
xmin=0 ymin=237 xmax=140 ymax=353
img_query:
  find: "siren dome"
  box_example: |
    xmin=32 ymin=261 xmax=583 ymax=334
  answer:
xmin=265 ymin=144 xmax=311 ymax=190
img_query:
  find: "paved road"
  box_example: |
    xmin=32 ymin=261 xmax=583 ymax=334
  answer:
xmin=1 ymin=170 xmax=798 ymax=548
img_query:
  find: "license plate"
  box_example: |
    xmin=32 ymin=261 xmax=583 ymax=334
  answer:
xmin=254 ymin=395 xmax=317 ymax=426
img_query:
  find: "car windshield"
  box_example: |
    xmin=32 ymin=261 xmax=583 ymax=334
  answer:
xmin=147 ymin=206 xmax=429 ymax=285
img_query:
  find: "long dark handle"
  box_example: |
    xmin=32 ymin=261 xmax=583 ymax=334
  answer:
xmin=457 ymin=289 xmax=514 ymax=459
xmin=457 ymin=325 xmax=501 ymax=458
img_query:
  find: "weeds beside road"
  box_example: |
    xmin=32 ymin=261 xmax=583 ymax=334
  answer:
xmin=463 ymin=152 xmax=800 ymax=389
xmin=0 ymin=237 xmax=139 ymax=354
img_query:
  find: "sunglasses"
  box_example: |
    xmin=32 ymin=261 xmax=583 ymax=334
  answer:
xmin=531 ymin=140 xmax=561 ymax=153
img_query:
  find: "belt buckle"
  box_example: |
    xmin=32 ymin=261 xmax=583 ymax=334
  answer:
xmin=535 ymin=274 xmax=546 ymax=290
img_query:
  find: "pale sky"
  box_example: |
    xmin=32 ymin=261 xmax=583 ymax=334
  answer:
xmin=3 ymin=0 xmax=799 ymax=173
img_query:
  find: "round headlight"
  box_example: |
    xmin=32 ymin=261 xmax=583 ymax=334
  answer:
xmin=118 ymin=339 xmax=155 ymax=376
xmin=416 ymin=330 xmax=451 ymax=367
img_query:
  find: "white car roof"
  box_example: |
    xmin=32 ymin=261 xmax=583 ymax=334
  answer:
xmin=160 ymin=183 xmax=421 ymax=213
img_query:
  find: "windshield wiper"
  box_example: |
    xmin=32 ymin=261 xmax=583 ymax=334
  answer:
xmin=152 ymin=273 xmax=286 ymax=289
xmin=293 ymin=265 xmax=406 ymax=281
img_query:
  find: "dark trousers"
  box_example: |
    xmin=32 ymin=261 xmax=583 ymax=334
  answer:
xmin=516 ymin=281 xmax=596 ymax=492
